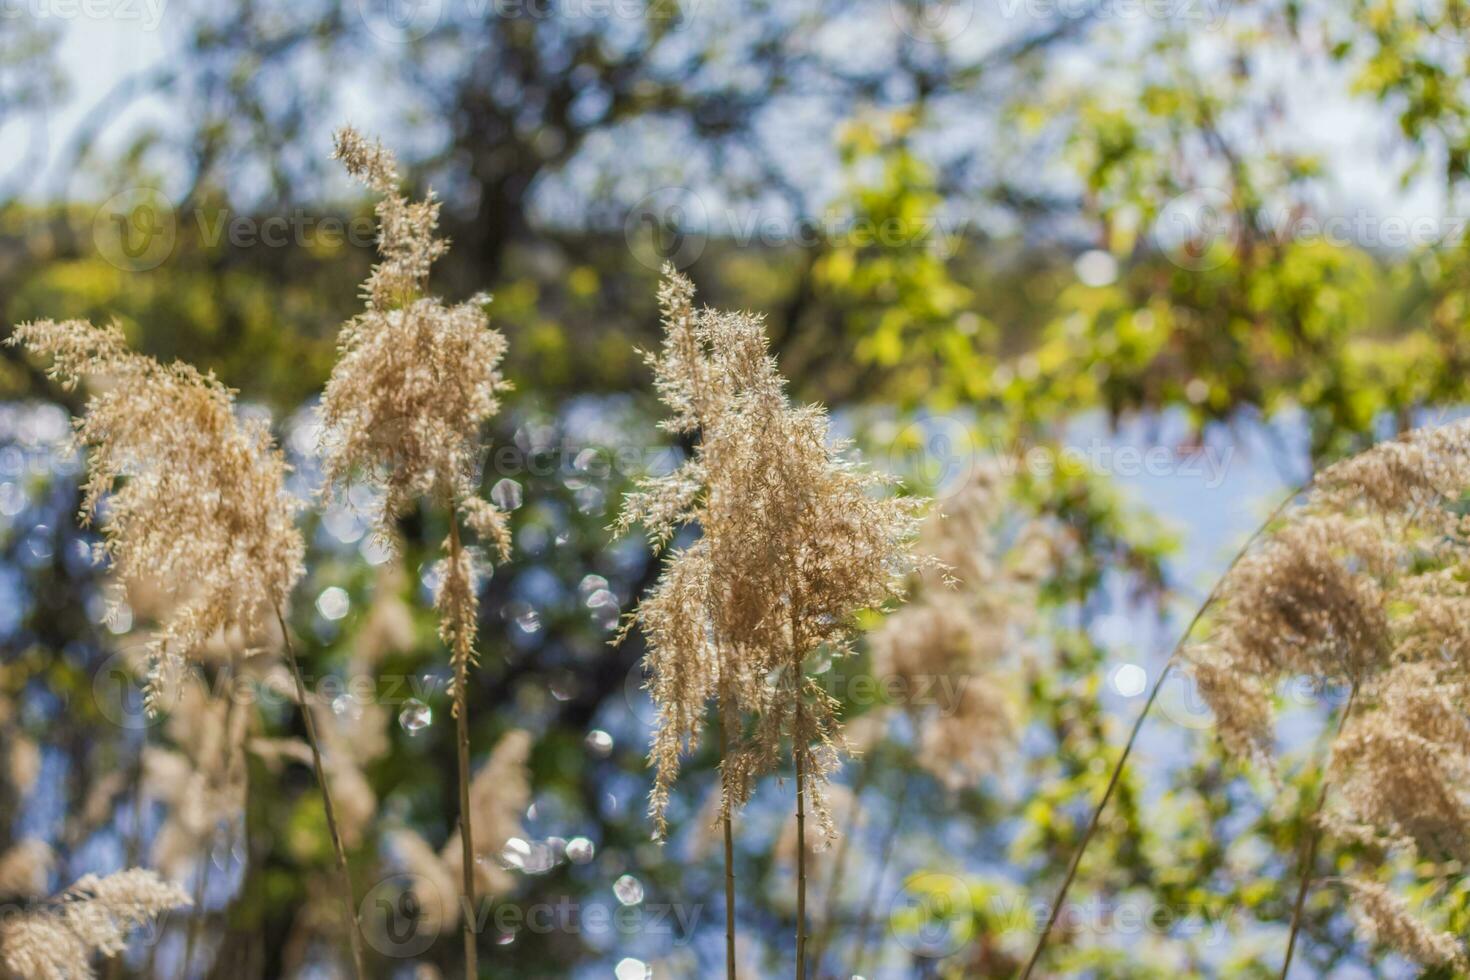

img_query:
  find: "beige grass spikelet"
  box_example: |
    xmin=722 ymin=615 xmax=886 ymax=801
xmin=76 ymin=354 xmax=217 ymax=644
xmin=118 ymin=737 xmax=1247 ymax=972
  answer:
xmin=1184 ymin=419 xmax=1470 ymax=767
xmin=619 ymin=267 xmax=925 ymax=841
xmin=322 ymin=128 xmax=511 ymax=741
xmin=0 ymin=869 xmax=189 ymax=980
xmin=144 ymin=676 xmax=251 ymax=880
xmin=440 ymin=728 xmax=532 ymax=897
xmin=375 ymin=731 xmax=530 ymax=933
xmin=388 ymin=828 xmax=463 ymax=933
xmin=0 ymin=840 xmax=54 ymax=899
xmin=6 ymin=737 xmax=39 ymax=797
xmin=616 ymin=267 xmax=742 ymax=838
xmin=1341 ymin=877 xmax=1465 ymax=968
xmin=868 ymin=471 xmax=1041 ymax=789
xmin=6 ymin=319 xmax=304 ymax=710
xmin=1312 ymin=418 xmax=1470 ymax=525
xmin=1325 ymin=662 xmax=1470 ymax=859
xmin=355 ymin=565 xmax=417 ymax=666
xmin=320 ymin=127 xmax=511 ymax=554
xmin=1176 ymin=421 xmax=1470 ymax=970
xmin=774 ymin=785 xmax=859 ymax=873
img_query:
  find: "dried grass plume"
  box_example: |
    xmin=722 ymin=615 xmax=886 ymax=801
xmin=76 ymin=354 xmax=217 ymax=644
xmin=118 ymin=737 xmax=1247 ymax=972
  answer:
xmin=6 ymin=319 xmax=304 ymax=709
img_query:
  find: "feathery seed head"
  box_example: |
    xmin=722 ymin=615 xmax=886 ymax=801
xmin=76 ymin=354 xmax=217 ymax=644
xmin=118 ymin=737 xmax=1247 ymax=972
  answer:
xmin=1325 ymin=662 xmax=1470 ymax=860
xmin=7 ymin=319 xmax=304 ymax=711
xmin=320 ymin=128 xmax=511 ymax=554
xmin=621 ymin=266 xmax=925 ymax=839
xmin=1341 ymin=876 xmax=1465 ymax=968
xmin=1186 ymin=419 xmax=1470 ymax=768
xmin=0 ymin=869 xmax=189 ymax=980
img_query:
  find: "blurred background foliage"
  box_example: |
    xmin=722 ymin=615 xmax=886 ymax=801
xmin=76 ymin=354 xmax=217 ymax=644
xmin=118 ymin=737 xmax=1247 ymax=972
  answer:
xmin=3 ymin=0 xmax=1470 ymax=977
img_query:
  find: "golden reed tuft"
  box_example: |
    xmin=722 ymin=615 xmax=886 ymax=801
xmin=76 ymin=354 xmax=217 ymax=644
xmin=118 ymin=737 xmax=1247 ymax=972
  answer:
xmin=1185 ymin=418 xmax=1470 ymax=967
xmin=0 ymin=868 xmax=189 ymax=979
xmin=6 ymin=319 xmax=304 ymax=711
xmin=321 ymin=127 xmax=512 ymax=683
xmin=619 ymin=266 xmax=925 ymax=842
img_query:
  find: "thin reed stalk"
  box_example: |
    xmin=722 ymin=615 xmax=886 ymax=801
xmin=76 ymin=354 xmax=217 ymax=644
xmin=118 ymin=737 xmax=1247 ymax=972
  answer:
xmin=181 ymin=847 xmax=207 ymax=980
xmin=1279 ymin=683 xmax=1360 ymax=979
xmin=448 ymin=519 xmax=480 ymax=979
xmin=718 ymin=684 xmax=739 ymax=980
xmin=794 ymin=693 xmax=809 ymax=980
xmin=182 ymin=651 xmax=241 ymax=980
xmin=112 ymin=752 xmax=145 ymax=980
xmin=276 ymin=606 xmax=367 ymax=980
xmin=1018 ymin=482 xmax=1307 ymax=980
xmin=852 ymin=768 xmax=912 ymax=976
xmin=808 ymin=753 xmax=874 ymax=971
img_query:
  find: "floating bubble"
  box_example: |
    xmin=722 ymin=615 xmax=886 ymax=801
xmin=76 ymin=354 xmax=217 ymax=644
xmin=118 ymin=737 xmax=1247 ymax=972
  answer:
xmin=1111 ymin=663 xmax=1147 ymax=698
xmin=316 ymin=586 xmax=351 ymax=621
xmin=333 ymin=694 xmax=363 ymax=722
xmin=491 ymin=478 xmax=524 ymax=511
xmin=585 ymin=729 xmax=614 ymax=757
xmin=573 ymin=485 xmax=605 ymax=515
xmin=565 ymin=837 xmax=595 ymax=864
xmin=500 ymin=837 xmax=531 ymax=870
xmin=614 ymin=958 xmax=649 ymax=980
xmin=398 ymin=698 xmax=432 ymax=734
xmin=515 ymin=607 xmax=542 ymax=634
xmin=613 ymin=874 xmax=644 ymax=906
xmin=0 ymin=483 xmax=24 ymax=517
